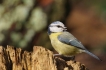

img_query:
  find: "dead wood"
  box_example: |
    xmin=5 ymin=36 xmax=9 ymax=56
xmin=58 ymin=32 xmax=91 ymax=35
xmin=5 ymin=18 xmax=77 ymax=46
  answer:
xmin=0 ymin=46 xmax=88 ymax=70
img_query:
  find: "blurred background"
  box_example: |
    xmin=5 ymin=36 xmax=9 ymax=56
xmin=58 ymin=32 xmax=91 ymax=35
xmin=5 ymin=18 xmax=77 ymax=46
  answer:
xmin=0 ymin=0 xmax=106 ymax=70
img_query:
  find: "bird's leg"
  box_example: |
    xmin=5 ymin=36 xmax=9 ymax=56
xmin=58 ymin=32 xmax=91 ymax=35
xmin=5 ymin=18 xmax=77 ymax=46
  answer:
xmin=54 ymin=54 xmax=75 ymax=61
xmin=66 ymin=56 xmax=75 ymax=60
xmin=61 ymin=55 xmax=75 ymax=61
xmin=53 ymin=54 xmax=62 ymax=57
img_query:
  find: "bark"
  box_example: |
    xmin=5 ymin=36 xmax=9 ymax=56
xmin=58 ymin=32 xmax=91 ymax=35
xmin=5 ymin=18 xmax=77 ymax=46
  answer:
xmin=0 ymin=46 xmax=88 ymax=70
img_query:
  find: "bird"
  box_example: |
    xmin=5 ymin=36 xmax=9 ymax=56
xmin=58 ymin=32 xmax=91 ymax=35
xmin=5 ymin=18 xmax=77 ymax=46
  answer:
xmin=48 ymin=21 xmax=101 ymax=61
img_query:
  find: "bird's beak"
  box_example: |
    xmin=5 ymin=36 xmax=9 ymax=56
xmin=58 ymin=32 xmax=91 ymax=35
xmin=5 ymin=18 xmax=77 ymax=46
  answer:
xmin=63 ymin=27 xmax=67 ymax=30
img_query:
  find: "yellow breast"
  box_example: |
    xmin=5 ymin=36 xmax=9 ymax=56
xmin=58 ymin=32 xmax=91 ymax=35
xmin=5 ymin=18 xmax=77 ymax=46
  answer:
xmin=49 ymin=32 xmax=81 ymax=56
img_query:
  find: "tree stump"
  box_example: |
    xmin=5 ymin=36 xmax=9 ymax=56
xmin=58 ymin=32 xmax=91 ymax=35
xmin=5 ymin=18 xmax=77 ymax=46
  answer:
xmin=0 ymin=46 xmax=88 ymax=70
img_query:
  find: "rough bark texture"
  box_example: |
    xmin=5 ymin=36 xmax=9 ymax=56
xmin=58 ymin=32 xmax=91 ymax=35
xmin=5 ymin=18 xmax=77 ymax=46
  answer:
xmin=0 ymin=46 xmax=88 ymax=70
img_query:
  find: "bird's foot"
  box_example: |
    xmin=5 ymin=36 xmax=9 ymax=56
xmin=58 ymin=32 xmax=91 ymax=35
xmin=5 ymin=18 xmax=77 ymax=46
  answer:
xmin=65 ymin=55 xmax=75 ymax=60
xmin=54 ymin=54 xmax=75 ymax=61
xmin=61 ymin=55 xmax=75 ymax=61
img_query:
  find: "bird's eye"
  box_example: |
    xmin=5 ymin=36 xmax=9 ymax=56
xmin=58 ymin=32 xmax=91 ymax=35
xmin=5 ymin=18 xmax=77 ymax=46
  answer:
xmin=57 ymin=25 xmax=62 ymax=28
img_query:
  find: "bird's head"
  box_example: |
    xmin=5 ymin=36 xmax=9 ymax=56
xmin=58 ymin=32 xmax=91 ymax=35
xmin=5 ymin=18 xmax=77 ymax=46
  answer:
xmin=48 ymin=21 xmax=67 ymax=35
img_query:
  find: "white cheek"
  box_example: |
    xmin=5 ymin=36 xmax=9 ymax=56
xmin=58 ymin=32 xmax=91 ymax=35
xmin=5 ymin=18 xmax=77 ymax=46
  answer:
xmin=50 ymin=27 xmax=63 ymax=32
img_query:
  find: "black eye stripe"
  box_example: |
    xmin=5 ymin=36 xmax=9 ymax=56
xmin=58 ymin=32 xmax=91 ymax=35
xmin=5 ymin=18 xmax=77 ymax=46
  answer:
xmin=57 ymin=25 xmax=62 ymax=28
xmin=50 ymin=25 xmax=62 ymax=28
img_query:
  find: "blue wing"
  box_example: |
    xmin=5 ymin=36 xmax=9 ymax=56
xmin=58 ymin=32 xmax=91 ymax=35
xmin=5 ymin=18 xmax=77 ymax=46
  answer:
xmin=58 ymin=32 xmax=86 ymax=50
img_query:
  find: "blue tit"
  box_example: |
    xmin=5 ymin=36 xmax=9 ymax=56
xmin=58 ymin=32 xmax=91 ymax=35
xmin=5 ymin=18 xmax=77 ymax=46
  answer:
xmin=48 ymin=21 xmax=101 ymax=61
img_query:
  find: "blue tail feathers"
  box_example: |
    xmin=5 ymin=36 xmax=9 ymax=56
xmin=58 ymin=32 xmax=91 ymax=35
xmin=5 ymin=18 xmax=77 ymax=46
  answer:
xmin=84 ymin=50 xmax=102 ymax=61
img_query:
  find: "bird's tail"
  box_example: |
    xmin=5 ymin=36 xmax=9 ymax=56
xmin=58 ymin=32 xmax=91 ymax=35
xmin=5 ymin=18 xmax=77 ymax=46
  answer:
xmin=84 ymin=50 xmax=101 ymax=61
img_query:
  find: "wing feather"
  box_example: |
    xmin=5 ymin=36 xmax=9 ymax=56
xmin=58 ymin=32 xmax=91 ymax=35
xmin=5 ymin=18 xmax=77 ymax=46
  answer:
xmin=58 ymin=32 xmax=86 ymax=50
